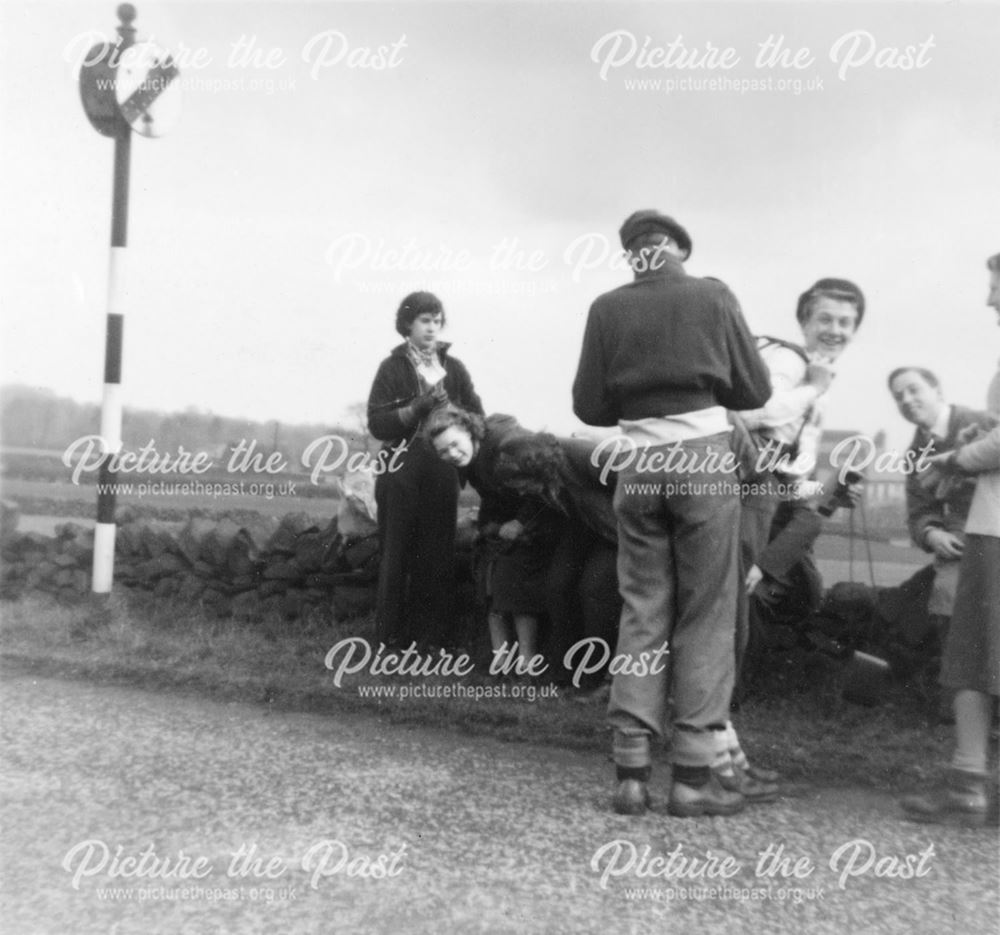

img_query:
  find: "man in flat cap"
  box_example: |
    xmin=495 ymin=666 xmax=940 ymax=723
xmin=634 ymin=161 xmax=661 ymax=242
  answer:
xmin=573 ymin=209 xmax=771 ymax=817
xmin=616 ymin=209 xmax=693 ymax=262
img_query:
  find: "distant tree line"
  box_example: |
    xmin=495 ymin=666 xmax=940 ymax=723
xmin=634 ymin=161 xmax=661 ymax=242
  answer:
xmin=0 ymin=385 xmax=373 ymax=466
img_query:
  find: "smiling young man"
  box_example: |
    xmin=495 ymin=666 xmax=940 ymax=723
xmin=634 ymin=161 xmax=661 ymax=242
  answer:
xmin=737 ymin=280 xmax=864 ymax=590
xmin=799 ymin=283 xmax=861 ymax=358
xmin=740 ymin=278 xmax=865 ymax=484
xmin=719 ymin=279 xmax=864 ymax=795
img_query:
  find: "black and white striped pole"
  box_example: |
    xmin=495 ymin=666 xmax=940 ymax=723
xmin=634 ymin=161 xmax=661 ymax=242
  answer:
xmin=79 ymin=4 xmax=180 ymax=593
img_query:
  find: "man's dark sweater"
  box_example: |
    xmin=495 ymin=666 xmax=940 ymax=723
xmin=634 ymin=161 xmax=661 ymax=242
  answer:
xmin=572 ymin=257 xmax=771 ymax=426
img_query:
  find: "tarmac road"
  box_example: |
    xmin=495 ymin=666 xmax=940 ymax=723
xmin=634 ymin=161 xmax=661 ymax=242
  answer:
xmin=0 ymin=673 xmax=996 ymax=935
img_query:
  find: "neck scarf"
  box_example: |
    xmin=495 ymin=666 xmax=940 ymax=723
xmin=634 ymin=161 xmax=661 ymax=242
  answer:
xmin=406 ymin=339 xmax=439 ymax=370
xmin=405 ymin=339 xmax=446 ymax=389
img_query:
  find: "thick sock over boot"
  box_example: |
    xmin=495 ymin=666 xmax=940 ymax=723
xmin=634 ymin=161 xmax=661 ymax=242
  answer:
xmin=725 ymin=721 xmax=780 ymax=783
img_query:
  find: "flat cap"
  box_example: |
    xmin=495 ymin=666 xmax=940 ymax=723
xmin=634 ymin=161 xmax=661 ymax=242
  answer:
xmin=619 ymin=209 xmax=692 ymax=258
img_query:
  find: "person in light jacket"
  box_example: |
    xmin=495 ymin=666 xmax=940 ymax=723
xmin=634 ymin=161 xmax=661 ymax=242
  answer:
xmin=901 ymin=252 xmax=1000 ymax=826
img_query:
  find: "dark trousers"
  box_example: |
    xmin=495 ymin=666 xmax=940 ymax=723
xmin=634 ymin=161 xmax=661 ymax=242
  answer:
xmin=941 ymin=533 xmax=1000 ymax=695
xmin=736 ymin=488 xmax=781 ymax=673
xmin=374 ymin=439 xmax=459 ymax=648
xmin=545 ymin=527 xmax=620 ymax=684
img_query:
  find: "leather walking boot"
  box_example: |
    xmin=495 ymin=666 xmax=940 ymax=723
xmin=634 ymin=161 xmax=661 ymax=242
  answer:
xmin=900 ymin=768 xmax=989 ymax=827
xmin=714 ymin=764 xmax=779 ymax=803
xmin=613 ymin=779 xmax=651 ymax=816
xmin=744 ymin=763 xmax=781 ymax=784
xmin=612 ymin=731 xmax=652 ymax=816
xmin=668 ymin=772 xmax=745 ymax=818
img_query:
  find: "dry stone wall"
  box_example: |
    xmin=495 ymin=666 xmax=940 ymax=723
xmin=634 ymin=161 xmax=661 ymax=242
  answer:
xmin=0 ymin=503 xmax=379 ymax=621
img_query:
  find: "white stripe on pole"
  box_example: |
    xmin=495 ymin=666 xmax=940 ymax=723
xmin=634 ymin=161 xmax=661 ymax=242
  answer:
xmin=99 ymin=382 xmax=124 ymax=453
xmin=93 ymin=522 xmax=117 ymax=594
xmin=107 ymin=246 xmax=127 ymax=316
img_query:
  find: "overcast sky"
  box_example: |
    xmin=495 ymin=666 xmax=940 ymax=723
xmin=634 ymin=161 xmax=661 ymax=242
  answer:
xmin=1 ymin=0 xmax=998 ymax=454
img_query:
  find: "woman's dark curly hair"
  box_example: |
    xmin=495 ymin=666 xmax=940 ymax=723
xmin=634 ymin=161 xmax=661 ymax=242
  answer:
xmin=395 ymin=291 xmax=446 ymax=337
xmin=424 ymin=404 xmax=486 ymax=445
xmin=493 ymin=433 xmax=569 ymax=511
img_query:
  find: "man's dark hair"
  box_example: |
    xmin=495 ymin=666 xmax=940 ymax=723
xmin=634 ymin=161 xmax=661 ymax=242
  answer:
xmin=887 ymin=367 xmax=941 ymax=392
xmin=987 ymin=253 xmax=1000 ymax=272
xmin=796 ymin=279 xmax=865 ymax=327
xmin=395 ymin=291 xmax=445 ymax=337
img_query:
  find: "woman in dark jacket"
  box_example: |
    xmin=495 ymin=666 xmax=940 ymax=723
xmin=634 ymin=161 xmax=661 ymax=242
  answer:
xmin=427 ymin=406 xmax=619 ymax=681
xmin=366 ymin=292 xmax=483 ymax=649
xmin=426 ymin=407 xmax=559 ymax=668
xmin=492 ymin=432 xmax=620 ymax=685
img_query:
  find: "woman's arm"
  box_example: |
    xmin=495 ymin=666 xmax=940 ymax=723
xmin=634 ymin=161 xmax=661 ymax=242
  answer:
xmin=367 ymin=358 xmax=420 ymax=441
xmin=446 ymin=357 xmax=484 ymax=416
xmin=906 ymin=455 xmax=947 ymax=550
xmin=954 ymin=424 xmax=1000 ymax=474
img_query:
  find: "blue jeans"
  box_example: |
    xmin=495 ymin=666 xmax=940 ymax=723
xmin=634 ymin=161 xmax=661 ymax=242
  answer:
xmin=607 ymin=432 xmax=740 ymax=768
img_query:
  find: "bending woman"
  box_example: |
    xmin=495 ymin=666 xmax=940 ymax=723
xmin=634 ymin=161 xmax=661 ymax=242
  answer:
xmin=427 ymin=406 xmax=619 ymax=680
xmin=426 ymin=406 xmax=557 ymax=667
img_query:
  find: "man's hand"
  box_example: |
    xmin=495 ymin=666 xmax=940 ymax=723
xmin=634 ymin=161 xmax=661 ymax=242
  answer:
xmin=745 ymin=564 xmax=763 ymax=595
xmin=833 ymin=481 xmax=863 ymax=509
xmin=925 ymin=528 xmax=964 ymax=560
xmin=925 ymin=449 xmax=964 ymax=475
xmin=805 ymin=360 xmax=836 ymax=394
xmin=477 ymin=522 xmax=501 ymax=541
xmin=498 ymin=519 xmax=524 ymax=542
xmin=956 ymin=424 xmax=983 ymax=446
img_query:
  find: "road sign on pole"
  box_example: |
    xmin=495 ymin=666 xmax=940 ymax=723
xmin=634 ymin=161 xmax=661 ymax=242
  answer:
xmin=115 ymin=41 xmax=182 ymax=137
xmin=79 ymin=4 xmax=181 ymax=595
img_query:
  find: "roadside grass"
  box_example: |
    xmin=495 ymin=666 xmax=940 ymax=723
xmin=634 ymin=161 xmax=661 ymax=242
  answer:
xmin=1 ymin=477 xmax=480 ymax=524
xmin=0 ymin=593 xmax=954 ymax=793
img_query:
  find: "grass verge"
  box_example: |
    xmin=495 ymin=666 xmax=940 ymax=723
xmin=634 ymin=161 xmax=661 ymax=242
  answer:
xmin=0 ymin=593 xmax=954 ymax=792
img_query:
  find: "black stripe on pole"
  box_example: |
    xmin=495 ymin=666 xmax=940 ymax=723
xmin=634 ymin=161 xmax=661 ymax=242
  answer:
xmin=103 ymin=314 xmax=124 ymax=384
xmin=111 ymin=132 xmax=131 ymax=247
xmin=97 ymin=458 xmax=117 ymax=523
